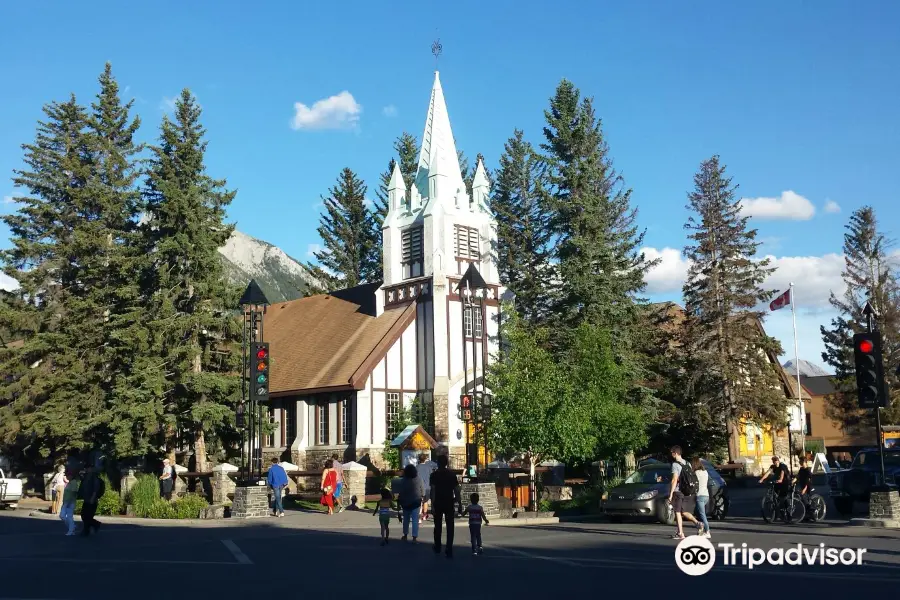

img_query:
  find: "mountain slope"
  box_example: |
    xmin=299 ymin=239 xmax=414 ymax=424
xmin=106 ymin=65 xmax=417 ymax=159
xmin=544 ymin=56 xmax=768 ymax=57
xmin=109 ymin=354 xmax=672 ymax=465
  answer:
xmin=219 ymin=230 xmax=318 ymax=303
xmin=782 ymin=359 xmax=831 ymax=377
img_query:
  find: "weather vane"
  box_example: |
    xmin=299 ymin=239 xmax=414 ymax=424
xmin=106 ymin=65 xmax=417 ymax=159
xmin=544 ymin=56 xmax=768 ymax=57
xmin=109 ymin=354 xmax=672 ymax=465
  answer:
xmin=432 ymin=38 xmax=442 ymax=68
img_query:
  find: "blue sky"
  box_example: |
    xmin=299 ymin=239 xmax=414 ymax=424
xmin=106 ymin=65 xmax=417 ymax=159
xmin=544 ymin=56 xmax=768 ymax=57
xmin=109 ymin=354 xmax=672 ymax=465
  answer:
xmin=1 ymin=1 xmax=899 ymax=371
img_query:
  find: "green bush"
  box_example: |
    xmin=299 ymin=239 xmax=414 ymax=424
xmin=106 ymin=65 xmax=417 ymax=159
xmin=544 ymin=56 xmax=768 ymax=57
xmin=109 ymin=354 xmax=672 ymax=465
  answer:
xmin=97 ymin=475 xmax=123 ymax=516
xmin=172 ymin=494 xmax=209 ymax=519
xmin=128 ymin=474 xmax=164 ymax=518
xmin=74 ymin=499 xmax=84 ymax=515
xmin=144 ymin=499 xmax=176 ymax=519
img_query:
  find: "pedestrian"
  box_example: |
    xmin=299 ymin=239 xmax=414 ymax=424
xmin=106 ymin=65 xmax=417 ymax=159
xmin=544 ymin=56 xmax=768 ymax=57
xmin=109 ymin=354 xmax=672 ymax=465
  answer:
xmin=50 ymin=465 xmax=67 ymax=515
xmin=429 ymin=453 xmax=461 ymax=558
xmin=463 ymin=492 xmax=490 ymax=555
xmin=267 ymin=457 xmax=288 ymax=517
xmin=416 ymin=452 xmax=436 ymax=523
xmin=667 ymin=445 xmax=702 ymax=540
xmin=331 ymin=453 xmax=345 ymax=512
xmin=78 ymin=464 xmax=104 ymax=537
xmin=691 ymin=457 xmax=711 ymax=539
xmin=398 ymin=463 xmax=424 ymax=542
xmin=373 ymin=488 xmax=394 ymax=546
xmin=320 ymin=459 xmax=337 ymax=515
xmin=158 ymin=458 xmax=175 ymax=501
xmin=59 ymin=469 xmax=79 ymax=536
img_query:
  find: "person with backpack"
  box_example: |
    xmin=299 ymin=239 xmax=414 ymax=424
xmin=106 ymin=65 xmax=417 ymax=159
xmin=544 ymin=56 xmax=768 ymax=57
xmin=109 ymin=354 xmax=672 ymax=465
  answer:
xmin=667 ymin=445 xmax=702 ymax=540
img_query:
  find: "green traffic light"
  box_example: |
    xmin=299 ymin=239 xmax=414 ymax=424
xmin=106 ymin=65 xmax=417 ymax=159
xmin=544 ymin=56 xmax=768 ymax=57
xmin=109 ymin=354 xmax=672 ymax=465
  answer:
xmin=256 ymin=374 xmax=267 ymax=384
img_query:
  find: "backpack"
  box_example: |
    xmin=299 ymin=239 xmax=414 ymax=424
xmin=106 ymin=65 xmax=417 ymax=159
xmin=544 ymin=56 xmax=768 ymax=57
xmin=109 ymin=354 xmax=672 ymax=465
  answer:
xmin=678 ymin=461 xmax=699 ymax=496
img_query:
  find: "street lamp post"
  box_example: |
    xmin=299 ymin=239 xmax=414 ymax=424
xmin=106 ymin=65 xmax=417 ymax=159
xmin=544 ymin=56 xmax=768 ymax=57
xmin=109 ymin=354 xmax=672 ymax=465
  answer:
xmin=239 ymin=279 xmax=270 ymax=484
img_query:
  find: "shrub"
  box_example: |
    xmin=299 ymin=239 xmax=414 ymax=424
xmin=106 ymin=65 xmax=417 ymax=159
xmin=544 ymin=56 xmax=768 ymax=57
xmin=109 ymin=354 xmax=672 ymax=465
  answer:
xmin=173 ymin=494 xmax=209 ymax=519
xmin=144 ymin=499 xmax=176 ymax=519
xmin=74 ymin=499 xmax=84 ymax=515
xmin=128 ymin=474 xmax=164 ymax=518
xmin=97 ymin=475 xmax=123 ymax=516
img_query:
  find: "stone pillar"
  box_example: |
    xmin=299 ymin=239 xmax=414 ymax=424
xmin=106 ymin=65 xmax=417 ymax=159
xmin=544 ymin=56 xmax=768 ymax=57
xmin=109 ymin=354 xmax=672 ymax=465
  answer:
xmin=120 ymin=468 xmax=138 ymax=501
xmin=212 ymin=462 xmax=238 ymax=504
xmin=173 ymin=464 xmax=188 ymax=498
xmin=433 ymin=393 xmax=449 ymax=444
xmin=43 ymin=472 xmax=54 ymax=501
xmin=869 ymin=490 xmax=900 ymax=521
xmin=232 ymin=484 xmax=269 ymax=518
xmin=343 ymin=461 xmax=367 ymax=508
xmin=460 ymin=482 xmax=500 ymax=519
xmin=280 ymin=462 xmax=299 ymax=495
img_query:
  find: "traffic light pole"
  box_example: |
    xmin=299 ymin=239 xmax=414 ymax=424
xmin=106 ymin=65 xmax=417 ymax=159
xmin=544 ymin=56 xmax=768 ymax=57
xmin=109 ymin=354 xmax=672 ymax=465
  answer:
xmin=867 ymin=310 xmax=889 ymax=491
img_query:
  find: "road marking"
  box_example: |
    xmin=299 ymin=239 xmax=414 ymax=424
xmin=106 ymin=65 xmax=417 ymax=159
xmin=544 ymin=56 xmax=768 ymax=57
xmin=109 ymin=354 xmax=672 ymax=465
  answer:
xmin=0 ymin=557 xmax=243 ymax=566
xmin=222 ymin=539 xmax=253 ymax=564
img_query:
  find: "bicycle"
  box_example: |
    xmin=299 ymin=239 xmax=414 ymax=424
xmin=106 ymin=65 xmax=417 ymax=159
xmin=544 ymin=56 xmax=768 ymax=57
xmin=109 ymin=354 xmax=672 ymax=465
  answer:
xmin=761 ymin=482 xmax=805 ymax=524
xmin=801 ymin=487 xmax=827 ymax=523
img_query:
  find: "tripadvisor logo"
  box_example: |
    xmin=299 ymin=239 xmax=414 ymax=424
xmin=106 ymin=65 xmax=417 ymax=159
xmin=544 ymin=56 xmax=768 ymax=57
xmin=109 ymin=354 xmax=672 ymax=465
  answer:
xmin=675 ymin=536 xmax=867 ymax=575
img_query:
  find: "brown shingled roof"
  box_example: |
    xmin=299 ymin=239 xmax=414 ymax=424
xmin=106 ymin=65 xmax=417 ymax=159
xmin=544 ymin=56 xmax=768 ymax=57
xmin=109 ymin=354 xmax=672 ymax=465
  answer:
xmin=264 ymin=290 xmax=416 ymax=396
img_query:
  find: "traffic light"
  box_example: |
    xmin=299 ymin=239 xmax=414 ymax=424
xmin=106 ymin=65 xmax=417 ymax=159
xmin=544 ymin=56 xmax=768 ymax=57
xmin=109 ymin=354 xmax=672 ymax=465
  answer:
xmin=250 ymin=342 xmax=270 ymax=403
xmin=459 ymin=394 xmax=472 ymax=422
xmin=853 ymin=332 xmax=888 ymax=408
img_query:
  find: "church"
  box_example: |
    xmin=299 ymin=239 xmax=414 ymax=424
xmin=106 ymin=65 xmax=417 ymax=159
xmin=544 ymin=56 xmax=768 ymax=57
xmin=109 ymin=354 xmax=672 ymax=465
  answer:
xmin=260 ymin=71 xmax=504 ymax=471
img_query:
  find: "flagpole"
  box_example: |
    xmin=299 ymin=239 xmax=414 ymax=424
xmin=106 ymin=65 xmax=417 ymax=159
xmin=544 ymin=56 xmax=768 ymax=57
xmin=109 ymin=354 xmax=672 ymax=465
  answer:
xmin=789 ymin=282 xmax=803 ymax=468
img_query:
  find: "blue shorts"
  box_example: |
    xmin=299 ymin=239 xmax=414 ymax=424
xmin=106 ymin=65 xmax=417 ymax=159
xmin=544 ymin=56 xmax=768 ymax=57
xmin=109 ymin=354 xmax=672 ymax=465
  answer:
xmin=334 ymin=482 xmax=343 ymax=499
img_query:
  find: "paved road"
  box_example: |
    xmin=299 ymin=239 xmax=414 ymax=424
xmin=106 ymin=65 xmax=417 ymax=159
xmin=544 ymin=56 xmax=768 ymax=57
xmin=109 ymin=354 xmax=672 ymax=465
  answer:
xmin=1 ymin=501 xmax=898 ymax=598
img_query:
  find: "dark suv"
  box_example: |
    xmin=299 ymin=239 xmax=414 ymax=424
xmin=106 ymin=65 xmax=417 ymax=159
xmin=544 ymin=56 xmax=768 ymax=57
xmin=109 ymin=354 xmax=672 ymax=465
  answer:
xmin=829 ymin=448 xmax=900 ymax=515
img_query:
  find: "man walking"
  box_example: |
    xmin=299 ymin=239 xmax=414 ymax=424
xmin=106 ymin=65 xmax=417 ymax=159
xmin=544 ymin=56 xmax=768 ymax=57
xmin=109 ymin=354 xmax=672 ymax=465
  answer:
xmin=78 ymin=464 xmax=103 ymax=536
xmin=430 ymin=454 xmax=461 ymax=558
xmin=267 ymin=457 xmax=288 ymax=517
xmin=667 ymin=445 xmax=701 ymax=540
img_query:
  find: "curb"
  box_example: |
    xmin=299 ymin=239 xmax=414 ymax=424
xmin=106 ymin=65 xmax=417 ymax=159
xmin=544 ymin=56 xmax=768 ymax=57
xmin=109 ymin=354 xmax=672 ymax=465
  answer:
xmin=28 ymin=510 xmax=238 ymax=527
xmin=849 ymin=517 xmax=900 ymax=529
xmin=490 ymin=517 xmax=560 ymax=527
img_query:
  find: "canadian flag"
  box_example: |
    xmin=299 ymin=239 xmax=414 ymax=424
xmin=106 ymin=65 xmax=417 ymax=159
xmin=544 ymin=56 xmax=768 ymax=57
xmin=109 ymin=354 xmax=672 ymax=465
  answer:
xmin=770 ymin=289 xmax=791 ymax=311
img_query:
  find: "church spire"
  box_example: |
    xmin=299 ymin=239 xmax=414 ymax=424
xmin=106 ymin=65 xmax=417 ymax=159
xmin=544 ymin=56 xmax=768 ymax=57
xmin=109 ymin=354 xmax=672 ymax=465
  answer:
xmin=387 ymin=161 xmax=407 ymax=212
xmin=471 ymin=156 xmax=490 ymax=207
xmin=414 ymin=71 xmax=464 ymax=200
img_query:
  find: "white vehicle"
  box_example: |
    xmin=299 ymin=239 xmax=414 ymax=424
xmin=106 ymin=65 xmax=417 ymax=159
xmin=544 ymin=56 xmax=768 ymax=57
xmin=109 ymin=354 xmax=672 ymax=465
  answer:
xmin=0 ymin=468 xmax=22 ymax=509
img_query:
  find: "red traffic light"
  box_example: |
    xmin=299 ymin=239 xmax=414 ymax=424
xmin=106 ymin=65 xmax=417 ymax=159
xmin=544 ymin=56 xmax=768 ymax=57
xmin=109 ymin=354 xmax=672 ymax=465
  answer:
xmin=858 ymin=339 xmax=874 ymax=354
xmin=461 ymin=395 xmax=471 ymax=408
xmin=256 ymin=348 xmax=268 ymax=360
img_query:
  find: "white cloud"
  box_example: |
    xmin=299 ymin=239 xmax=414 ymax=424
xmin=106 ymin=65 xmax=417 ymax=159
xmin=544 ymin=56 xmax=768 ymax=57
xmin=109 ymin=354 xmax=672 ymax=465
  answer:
xmin=382 ymin=105 xmax=398 ymax=117
xmin=306 ymin=243 xmax=322 ymax=259
xmin=159 ymin=96 xmax=177 ymax=112
xmin=642 ymin=247 xmax=690 ymax=294
xmin=0 ymin=272 xmax=18 ymax=292
xmin=290 ymin=91 xmax=362 ymax=131
xmin=824 ymin=199 xmax=841 ymax=214
xmin=739 ymin=190 xmax=816 ymax=220
xmin=642 ymin=247 xmax=845 ymax=310
xmin=2 ymin=196 xmax=14 ymax=205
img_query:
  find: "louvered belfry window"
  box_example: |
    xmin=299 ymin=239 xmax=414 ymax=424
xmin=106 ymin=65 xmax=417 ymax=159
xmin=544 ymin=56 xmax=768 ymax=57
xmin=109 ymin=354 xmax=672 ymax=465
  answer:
xmin=402 ymin=226 xmax=423 ymax=279
xmin=454 ymin=225 xmax=480 ymax=260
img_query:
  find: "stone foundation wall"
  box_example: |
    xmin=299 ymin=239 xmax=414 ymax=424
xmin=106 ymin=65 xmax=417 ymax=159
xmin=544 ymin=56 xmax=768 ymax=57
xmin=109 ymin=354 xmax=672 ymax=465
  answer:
xmin=869 ymin=490 xmax=900 ymax=520
xmin=460 ymin=482 xmax=500 ymax=518
xmin=232 ymin=485 xmax=269 ymax=519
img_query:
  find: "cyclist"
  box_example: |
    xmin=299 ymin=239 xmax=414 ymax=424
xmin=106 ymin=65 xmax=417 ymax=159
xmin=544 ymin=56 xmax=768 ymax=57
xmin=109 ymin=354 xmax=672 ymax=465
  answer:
xmin=793 ymin=456 xmax=811 ymax=496
xmin=758 ymin=455 xmax=790 ymax=498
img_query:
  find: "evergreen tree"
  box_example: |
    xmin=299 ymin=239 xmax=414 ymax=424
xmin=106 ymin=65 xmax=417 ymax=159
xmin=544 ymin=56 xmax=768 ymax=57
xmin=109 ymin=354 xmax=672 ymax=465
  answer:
xmin=681 ymin=156 xmax=789 ymax=461
xmin=0 ymin=95 xmax=104 ymax=459
xmin=540 ymin=79 xmax=659 ymax=421
xmin=490 ymin=130 xmax=551 ymax=325
xmin=308 ymin=168 xmax=380 ymax=291
xmin=821 ymin=207 xmax=900 ymax=428
xmin=141 ymin=89 xmax=242 ymax=470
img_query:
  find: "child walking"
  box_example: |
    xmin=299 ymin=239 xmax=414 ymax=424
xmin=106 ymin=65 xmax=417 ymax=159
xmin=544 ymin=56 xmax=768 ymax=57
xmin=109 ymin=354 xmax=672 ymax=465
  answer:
xmin=59 ymin=470 xmax=79 ymax=536
xmin=373 ymin=488 xmax=393 ymax=546
xmin=463 ymin=492 xmax=489 ymax=555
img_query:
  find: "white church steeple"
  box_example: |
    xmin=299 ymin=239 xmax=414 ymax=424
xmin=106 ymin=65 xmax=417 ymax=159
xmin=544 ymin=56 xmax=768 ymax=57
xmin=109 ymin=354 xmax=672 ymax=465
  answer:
xmin=414 ymin=71 xmax=465 ymax=202
xmin=471 ymin=156 xmax=489 ymax=209
xmin=387 ymin=161 xmax=407 ymax=212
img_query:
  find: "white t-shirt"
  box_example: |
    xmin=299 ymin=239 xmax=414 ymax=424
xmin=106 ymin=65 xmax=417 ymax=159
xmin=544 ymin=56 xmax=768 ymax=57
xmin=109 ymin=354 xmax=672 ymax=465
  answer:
xmin=695 ymin=469 xmax=709 ymax=498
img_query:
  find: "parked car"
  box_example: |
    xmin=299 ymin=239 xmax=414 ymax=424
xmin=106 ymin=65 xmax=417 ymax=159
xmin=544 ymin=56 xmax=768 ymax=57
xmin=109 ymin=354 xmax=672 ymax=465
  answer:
xmin=0 ymin=468 xmax=22 ymax=510
xmin=602 ymin=459 xmax=729 ymax=525
xmin=829 ymin=448 xmax=900 ymax=516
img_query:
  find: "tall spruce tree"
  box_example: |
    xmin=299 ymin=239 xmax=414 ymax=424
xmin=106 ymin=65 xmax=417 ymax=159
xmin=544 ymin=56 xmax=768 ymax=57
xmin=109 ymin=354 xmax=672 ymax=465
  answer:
xmin=0 ymin=94 xmax=108 ymax=459
xmin=309 ymin=168 xmax=380 ymax=291
xmin=540 ymin=79 xmax=659 ymax=420
xmin=821 ymin=207 xmax=900 ymax=428
xmin=142 ymin=89 xmax=241 ymax=470
xmin=681 ymin=156 xmax=789 ymax=461
xmin=490 ymin=130 xmax=551 ymax=325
